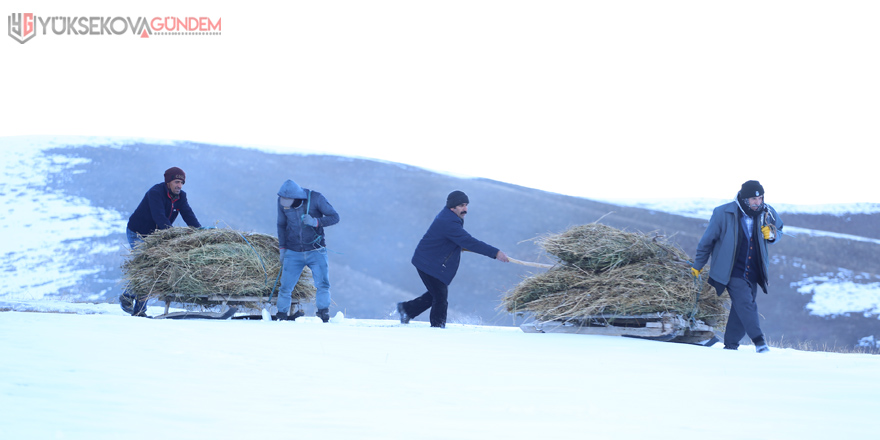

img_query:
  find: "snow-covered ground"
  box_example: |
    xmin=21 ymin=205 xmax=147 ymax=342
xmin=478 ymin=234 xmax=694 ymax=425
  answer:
xmin=3 ymin=136 xmax=879 ymax=331
xmin=1 ymin=305 xmax=878 ymax=440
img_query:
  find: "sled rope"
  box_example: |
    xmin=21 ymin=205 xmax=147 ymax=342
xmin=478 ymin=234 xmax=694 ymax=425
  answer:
xmin=508 ymin=257 xmax=554 ymax=269
xmin=688 ymin=271 xmax=702 ymax=326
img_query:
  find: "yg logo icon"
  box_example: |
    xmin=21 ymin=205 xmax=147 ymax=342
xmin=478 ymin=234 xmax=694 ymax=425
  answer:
xmin=8 ymin=13 xmax=35 ymax=44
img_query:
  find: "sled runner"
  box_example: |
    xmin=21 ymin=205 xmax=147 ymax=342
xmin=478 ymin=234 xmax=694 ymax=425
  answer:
xmin=520 ymin=312 xmax=717 ymax=345
xmin=150 ymin=293 xmax=298 ymax=320
xmin=151 ymin=306 xmax=239 ymax=320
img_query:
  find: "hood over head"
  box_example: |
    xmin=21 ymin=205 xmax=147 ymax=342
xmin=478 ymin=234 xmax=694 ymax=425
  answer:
xmin=278 ymin=179 xmax=308 ymax=200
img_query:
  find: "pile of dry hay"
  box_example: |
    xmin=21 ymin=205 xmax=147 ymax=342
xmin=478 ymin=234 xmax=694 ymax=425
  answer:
xmin=122 ymin=227 xmax=315 ymax=308
xmin=502 ymin=223 xmax=728 ymax=328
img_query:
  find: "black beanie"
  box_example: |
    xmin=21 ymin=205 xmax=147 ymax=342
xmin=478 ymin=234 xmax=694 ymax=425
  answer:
xmin=164 ymin=167 xmax=186 ymax=184
xmin=446 ymin=190 xmax=469 ymax=209
xmin=740 ymin=180 xmax=764 ymax=199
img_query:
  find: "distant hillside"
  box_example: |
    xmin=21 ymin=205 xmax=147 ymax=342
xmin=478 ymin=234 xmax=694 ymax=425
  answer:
xmin=33 ymin=141 xmax=880 ymax=349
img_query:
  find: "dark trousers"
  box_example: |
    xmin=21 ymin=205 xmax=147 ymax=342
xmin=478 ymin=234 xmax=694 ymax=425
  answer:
xmin=724 ymin=277 xmax=764 ymax=346
xmin=400 ymin=269 xmax=449 ymax=327
xmin=124 ymin=229 xmax=148 ymax=315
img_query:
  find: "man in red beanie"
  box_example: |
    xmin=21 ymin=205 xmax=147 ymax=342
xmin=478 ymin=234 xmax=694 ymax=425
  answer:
xmin=120 ymin=167 xmax=202 ymax=316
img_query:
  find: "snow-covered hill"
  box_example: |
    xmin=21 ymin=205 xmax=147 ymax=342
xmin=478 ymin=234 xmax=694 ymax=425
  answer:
xmin=1 ymin=136 xmax=878 ymax=350
xmin=1 ymin=305 xmax=877 ymax=440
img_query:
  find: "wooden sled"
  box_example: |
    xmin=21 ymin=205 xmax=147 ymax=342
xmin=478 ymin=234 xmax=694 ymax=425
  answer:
xmin=520 ymin=313 xmax=718 ymax=345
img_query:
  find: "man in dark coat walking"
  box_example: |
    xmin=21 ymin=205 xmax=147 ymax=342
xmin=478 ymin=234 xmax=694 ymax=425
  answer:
xmin=121 ymin=167 xmax=202 ymax=316
xmin=692 ymin=180 xmax=783 ymax=352
xmin=397 ymin=190 xmax=509 ymax=328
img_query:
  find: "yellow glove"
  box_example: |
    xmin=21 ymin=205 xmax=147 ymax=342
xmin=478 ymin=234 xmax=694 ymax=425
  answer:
xmin=690 ymin=267 xmax=702 ymax=278
xmin=761 ymin=225 xmax=773 ymax=240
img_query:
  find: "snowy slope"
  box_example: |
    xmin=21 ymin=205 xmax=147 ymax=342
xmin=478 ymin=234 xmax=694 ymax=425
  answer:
xmin=2 ymin=136 xmax=879 ymax=336
xmin=1 ymin=139 xmax=127 ymax=300
xmin=0 ymin=306 xmax=877 ymax=440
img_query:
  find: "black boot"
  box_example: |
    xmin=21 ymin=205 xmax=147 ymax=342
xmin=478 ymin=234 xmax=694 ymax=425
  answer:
xmin=316 ymin=308 xmax=330 ymax=323
xmin=131 ymin=297 xmax=148 ymax=317
xmin=752 ymin=335 xmax=770 ymax=353
xmin=396 ymin=302 xmax=410 ymax=324
xmin=274 ymin=311 xmax=288 ymax=321
xmin=119 ymin=294 xmax=134 ymax=314
xmin=290 ymin=309 xmax=305 ymax=320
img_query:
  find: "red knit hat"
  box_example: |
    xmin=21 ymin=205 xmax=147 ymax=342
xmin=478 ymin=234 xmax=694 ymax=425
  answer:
xmin=164 ymin=167 xmax=186 ymax=184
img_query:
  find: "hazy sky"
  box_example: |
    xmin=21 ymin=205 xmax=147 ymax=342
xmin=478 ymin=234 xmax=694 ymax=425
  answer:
xmin=3 ymin=1 xmax=878 ymax=204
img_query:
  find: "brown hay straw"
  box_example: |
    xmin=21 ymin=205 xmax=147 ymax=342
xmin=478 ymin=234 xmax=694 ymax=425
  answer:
xmin=502 ymin=223 xmax=728 ymax=329
xmin=121 ymin=227 xmax=315 ymax=306
xmin=538 ymin=223 xmax=691 ymax=271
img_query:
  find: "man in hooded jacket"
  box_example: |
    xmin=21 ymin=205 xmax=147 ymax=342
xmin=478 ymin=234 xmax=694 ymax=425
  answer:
xmin=692 ymin=180 xmax=783 ymax=352
xmin=397 ymin=190 xmax=509 ymax=328
xmin=276 ymin=179 xmax=340 ymax=322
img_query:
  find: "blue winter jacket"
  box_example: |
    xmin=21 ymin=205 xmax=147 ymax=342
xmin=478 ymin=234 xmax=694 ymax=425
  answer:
xmin=694 ymin=199 xmax=783 ymax=294
xmin=277 ymin=180 xmax=340 ymax=252
xmin=127 ymin=183 xmax=201 ymax=236
xmin=411 ymin=207 xmax=500 ymax=286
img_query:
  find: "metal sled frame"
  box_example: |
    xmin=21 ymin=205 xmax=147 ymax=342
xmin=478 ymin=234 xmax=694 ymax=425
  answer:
xmin=154 ymin=293 xmax=299 ymax=319
xmin=520 ymin=313 xmax=717 ymax=344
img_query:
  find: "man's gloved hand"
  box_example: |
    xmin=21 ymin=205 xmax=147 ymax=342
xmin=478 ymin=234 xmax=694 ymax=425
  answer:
xmin=761 ymin=225 xmax=774 ymax=240
xmin=279 ymin=248 xmax=286 ymax=264
xmin=690 ymin=267 xmax=702 ymax=278
xmin=302 ymin=214 xmax=319 ymax=228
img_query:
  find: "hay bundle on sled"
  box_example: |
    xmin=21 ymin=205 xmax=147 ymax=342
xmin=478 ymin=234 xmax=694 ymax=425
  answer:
xmin=502 ymin=223 xmax=728 ymax=342
xmin=122 ymin=227 xmax=315 ymax=310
